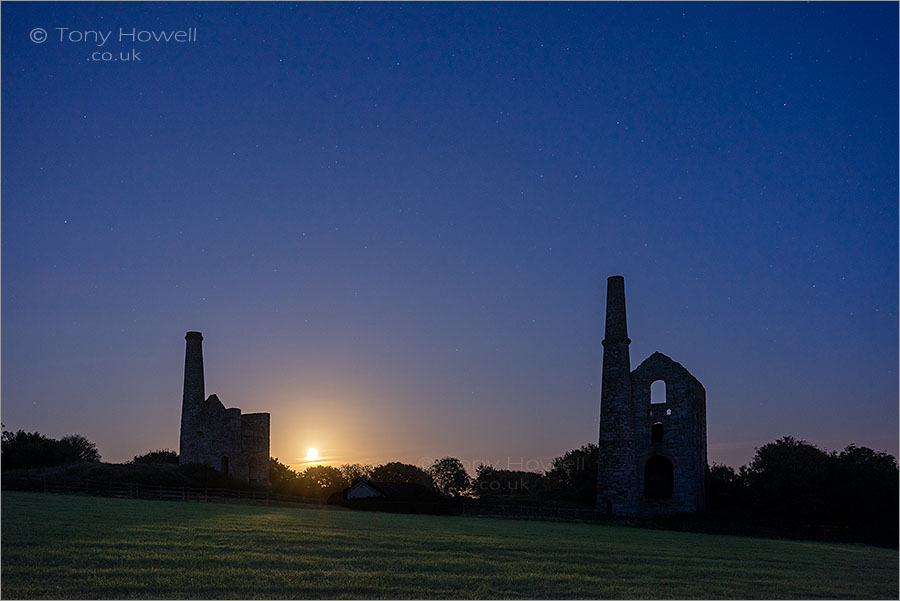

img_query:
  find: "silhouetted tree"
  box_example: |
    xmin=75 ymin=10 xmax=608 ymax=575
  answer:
xmin=471 ymin=464 xmax=545 ymax=499
xmin=56 ymin=434 xmax=101 ymax=463
xmin=2 ymin=430 xmax=55 ymax=470
xmin=130 ymin=449 xmax=179 ymax=464
xmin=269 ymin=457 xmax=301 ymax=493
xmin=369 ymin=461 xmax=436 ymax=490
xmin=1 ymin=429 xmax=100 ymax=470
xmin=544 ymin=443 xmax=598 ymax=504
xmin=744 ymin=436 xmax=831 ymax=520
xmin=298 ymin=465 xmax=347 ymax=498
xmin=705 ymin=462 xmax=745 ymax=510
xmin=339 ymin=462 xmax=373 ymax=484
xmin=830 ymin=444 xmax=898 ymax=538
xmin=428 ymin=457 xmax=471 ymax=497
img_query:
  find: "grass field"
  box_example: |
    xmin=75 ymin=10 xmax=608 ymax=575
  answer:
xmin=2 ymin=491 xmax=897 ymax=599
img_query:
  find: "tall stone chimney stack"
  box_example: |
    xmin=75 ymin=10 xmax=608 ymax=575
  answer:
xmin=183 ymin=331 xmax=205 ymax=404
xmin=180 ymin=331 xmax=205 ymax=462
xmin=603 ymin=276 xmax=629 ymax=345
xmin=597 ymin=276 xmax=638 ymax=515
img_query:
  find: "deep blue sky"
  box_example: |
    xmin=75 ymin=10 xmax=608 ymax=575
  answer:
xmin=2 ymin=2 xmax=897 ymax=471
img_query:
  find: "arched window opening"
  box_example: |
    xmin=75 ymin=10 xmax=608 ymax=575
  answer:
xmin=650 ymin=380 xmax=666 ymax=404
xmin=644 ymin=456 xmax=673 ymax=499
xmin=248 ymin=457 xmax=259 ymax=485
xmin=666 ymin=408 xmax=672 ymax=416
xmin=651 ymin=422 xmax=664 ymax=444
xmin=221 ymin=456 xmax=230 ymax=475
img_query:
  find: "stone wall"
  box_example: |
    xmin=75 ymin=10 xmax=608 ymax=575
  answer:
xmin=241 ymin=413 xmax=270 ymax=485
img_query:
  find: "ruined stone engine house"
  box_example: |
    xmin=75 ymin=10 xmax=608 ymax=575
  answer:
xmin=597 ymin=276 xmax=707 ymax=516
xmin=179 ymin=331 xmax=270 ymax=485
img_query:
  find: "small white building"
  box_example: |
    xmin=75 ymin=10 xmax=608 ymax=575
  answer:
xmin=343 ymin=476 xmax=439 ymax=502
xmin=345 ymin=477 xmax=383 ymax=500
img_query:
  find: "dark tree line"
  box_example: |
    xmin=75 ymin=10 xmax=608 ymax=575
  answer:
xmin=268 ymin=459 xmax=439 ymax=499
xmin=467 ymin=444 xmax=599 ymax=506
xmin=1 ymin=429 xmax=100 ymax=470
xmin=301 ymin=438 xmax=896 ymax=545
xmin=129 ymin=449 xmax=179 ymax=465
xmin=266 ymin=446 xmax=601 ymax=504
xmin=705 ymin=436 xmax=898 ymax=544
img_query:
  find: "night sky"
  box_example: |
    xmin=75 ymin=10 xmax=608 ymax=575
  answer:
xmin=2 ymin=2 xmax=897 ymax=472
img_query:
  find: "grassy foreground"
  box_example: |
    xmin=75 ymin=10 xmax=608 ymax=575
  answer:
xmin=2 ymin=491 xmax=896 ymax=599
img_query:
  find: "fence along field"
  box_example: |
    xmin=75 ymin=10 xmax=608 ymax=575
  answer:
xmin=5 ymin=474 xmax=616 ymax=521
xmin=8 ymin=474 xmax=324 ymax=506
xmin=2 ymin=491 xmax=897 ymax=599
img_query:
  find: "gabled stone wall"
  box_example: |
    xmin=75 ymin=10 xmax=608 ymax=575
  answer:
xmin=631 ymin=352 xmax=706 ymax=515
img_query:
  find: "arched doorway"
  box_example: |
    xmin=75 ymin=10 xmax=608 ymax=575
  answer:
xmin=644 ymin=456 xmax=673 ymax=499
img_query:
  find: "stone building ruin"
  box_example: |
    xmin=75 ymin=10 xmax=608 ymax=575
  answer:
xmin=597 ymin=276 xmax=707 ymax=516
xmin=179 ymin=331 xmax=270 ymax=485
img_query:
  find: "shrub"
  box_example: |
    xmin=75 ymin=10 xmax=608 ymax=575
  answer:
xmin=130 ymin=449 xmax=179 ymax=464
